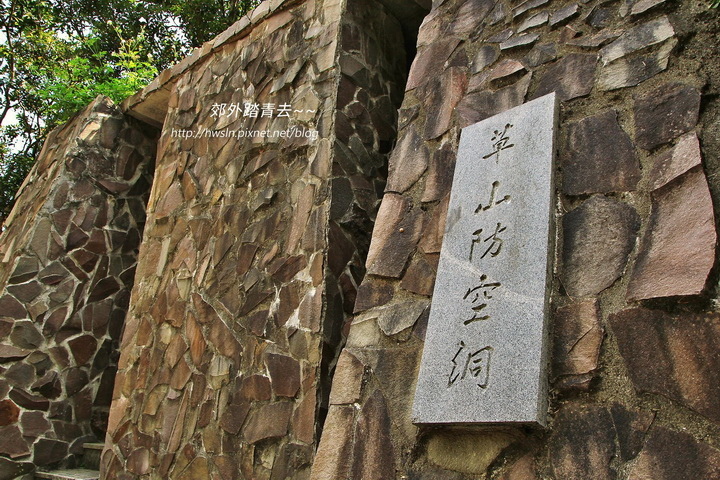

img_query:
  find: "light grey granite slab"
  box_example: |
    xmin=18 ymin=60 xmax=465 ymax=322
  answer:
xmin=412 ymin=92 xmax=557 ymax=427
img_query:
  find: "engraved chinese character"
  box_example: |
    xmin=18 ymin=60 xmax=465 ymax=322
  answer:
xmin=261 ymin=103 xmax=275 ymax=117
xmin=470 ymin=223 xmax=507 ymax=262
xmin=482 ymin=123 xmax=514 ymax=163
xmin=277 ymin=103 xmax=292 ymax=117
xmin=475 ymin=181 xmax=511 ymax=213
xmin=463 ymin=275 xmax=501 ymax=324
xmin=243 ymin=102 xmax=260 ymax=117
xmin=210 ymin=103 xmax=226 ymax=117
xmin=447 ymin=341 xmax=493 ymax=388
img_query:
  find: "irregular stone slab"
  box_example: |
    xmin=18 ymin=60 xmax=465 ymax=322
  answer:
xmin=423 ymin=68 xmax=468 ymax=140
xmin=552 ymin=299 xmax=603 ymax=379
xmin=631 ymin=0 xmax=667 ymax=16
xmin=500 ymin=33 xmax=540 ymax=50
xmin=513 ymin=0 xmax=549 ymax=18
xmin=524 ymin=43 xmax=558 ymax=68
xmin=0 ymin=425 xmax=30 ymax=458
xmin=549 ymin=404 xmax=616 ymax=480
xmin=385 ymin=127 xmax=429 ymax=194
xmin=457 ymin=73 xmax=532 ymax=128
xmin=634 ymin=83 xmax=701 ymax=150
xmin=531 ymin=53 xmax=597 ymax=102
xmin=414 ymin=93 xmax=557 ymax=426
xmin=598 ymin=38 xmax=676 ymax=91
xmin=600 ymin=15 xmax=674 ymax=65
xmin=376 ymin=299 xmax=429 ymax=336
xmin=549 ymin=3 xmax=579 ymax=26
xmin=518 ymin=11 xmax=548 ymax=32
xmin=406 ymin=38 xmax=461 ymax=90
xmin=0 ymin=457 xmax=34 ymax=479
xmin=610 ymin=308 xmax=720 ymax=423
xmin=561 ymin=110 xmax=641 ymax=195
xmin=561 ymin=196 xmax=640 ymax=296
xmin=627 ymin=166 xmax=715 ymax=300
xmin=365 ymin=194 xmax=422 ymax=278
xmin=350 ymin=390 xmax=396 ymax=479
xmin=308 ymin=406 xmax=354 ymax=480
xmin=242 ymin=402 xmax=293 ymax=444
xmin=648 ymin=132 xmax=702 ymax=190
xmin=265 ymin=353 xmax=301 ymax=398
xmin=329 ymin=351 xmax=364 ymax=405
xmin=628 ymin=426 xmax=720 ymax=480
xmin=427 ymin=431 xmax=516 ymax=475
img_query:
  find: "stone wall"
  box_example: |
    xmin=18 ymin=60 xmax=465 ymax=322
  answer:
xmin=313 ymin=1 xmax=720 ymax=479
xmin=0 ymin=96 xmax=157 ymax=472
xmin=100 ymin=0 xmax=409 ymax=477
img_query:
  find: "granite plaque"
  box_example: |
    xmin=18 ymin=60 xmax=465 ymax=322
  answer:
xmin=412 ymin=93 xmax=557 ymax=426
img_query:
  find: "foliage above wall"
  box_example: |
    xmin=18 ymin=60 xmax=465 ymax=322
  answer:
xmin=0 ymin=0 xmax=260 ymax=223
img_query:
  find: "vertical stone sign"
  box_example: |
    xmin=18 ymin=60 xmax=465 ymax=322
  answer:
xmin=413 ymin=93 xmax=557 ymax=426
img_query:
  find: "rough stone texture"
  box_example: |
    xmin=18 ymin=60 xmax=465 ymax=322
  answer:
xmin=561 ymin=196 xmax=640 ymax=296
xmin=627 ymin=166 xmax=715 ymax=300
xmin=634 ymin=83 xmax=701 ymax=151
xmin=101 ymin=0 xmax=409 ymax=478
xmin=561 ymin=111 xmax=641 ymax=195
xmin=0 ymin=96 xmax=156 ymax=469
xmin=427 ymin=431 xmax=515 ymax=475
xmin=549 ymin=403 xmax=653 ymax=480
xmin=628 ymin=426 xmax=720 ymax=480
xmin=610 ymin=308 xmax=720 ymax=424
xmin=552 ymin=300 xmax=603 ymax=389
xmin=531 ymin=53 xmax=597 ymax=101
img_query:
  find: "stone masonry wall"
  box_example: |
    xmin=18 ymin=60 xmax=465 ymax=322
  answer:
xmin=0 ymin=96 xmax=157 ymax=472
xmin=313 ymin=1 xmax=720 ymax=479
xmin=101 ymin=0 xmax=409 ymax=478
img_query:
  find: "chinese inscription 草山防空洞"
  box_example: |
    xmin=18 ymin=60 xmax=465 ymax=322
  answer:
xmin=412 ymin=92 xmax=557 ymax=427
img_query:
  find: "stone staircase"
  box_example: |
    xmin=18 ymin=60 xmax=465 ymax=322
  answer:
xmin=33 ymin=443 xmax=103 ymax=480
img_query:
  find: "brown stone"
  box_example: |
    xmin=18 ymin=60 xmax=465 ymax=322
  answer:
xmin=627 ymin=167 xmax=715 ymax=300
xmin=499 ymin=452 xmax=539 ymax=480
xmin=406 ymin=38 xmax=462 ymax=90
xmin=68 ymin=335 xmax=98 ymax=365
xmin=351 ymin=389 xmax=396 ymax=479
xmin=292 ymin=392 xmax=316 ymax=444
xmin=242 ymin=402 xmax=293 ymax=444
xmin=8 ymin=257 xmax=39 ymax=285
xmin=219 ymin=400 xmax=250 ymax=435
xmin=365 ymin=193 xmax=422 ymax=278
xmin=33 ymin=438 xmax=68 ymax=466
xmin=561 ymin=196 xmax=639 ymax=296
xmin=238 ymin=375 xmax=272 ymax=401
xmin=400 ymin=253 xmax=437 ymax=296
xmin=266 ymin=353 xmax=301 ymax=398
xmin=9 ymin=321 xmax=43 ymax=349
xmin=561 ymin=111 xmax=641 ymax=195
xmin=0 ymin=345 xmax=32 ymax=362
xmin=354 ymin=277 xmax=394 ymax=313
xmin=329 ymin=350 xmax=365 ymax=405
xmin=0 ymin=457 xmax=34 ymax=479
xmin=457 ymin=73 xmax=532 ymax=128
xmin=423 ymin=67 xmax=468 ymax=140
xmin=422 ymin=141 xmax=456 ymax=204
xmin=376 ymin=299 xmax=429 ymax=336
xmin=648 ymin=133 xmax=701 ymax=190
xmin=0 ymin=425 xmax=29 ymax=459
xmin=634 ymin=83 xmax=701 ymax=151
xmin=20 ymin=411 xmax=50 ymax=437
xmin=553 ymin=300 xmax=603 ymax=383
xmin=628 ymin=426 xmax=720 ymax=479
xmin=0 ymin=400 xmax=19 ymax=427
xmin=610 ymin=308 xmax=720 ymax=423
xmin=531 ymin=53 xmax=597 ymax=102
xmin=87 ymin=276 xmax=120 ymax=302
xmin=549 ymin=403 xmax=615 ymax=480
xmin=0 ymin=295 xmax=26 ymax=319
xmin=309 ymin=405 xmax=354 ymax=480
xmin=385 ymin=127 xmax=429 ymax=194
xmin=126 ymin=447 xmax=150 ymax=475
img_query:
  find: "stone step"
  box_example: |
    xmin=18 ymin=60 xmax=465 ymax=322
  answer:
xmin=82 ymin=443 xmax=104 ymax=470
xmin=34 ymin=469 xmax=100 ymax=480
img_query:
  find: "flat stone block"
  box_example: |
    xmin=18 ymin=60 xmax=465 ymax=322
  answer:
xmin=413 ymin=93 xmax=557 ymax=426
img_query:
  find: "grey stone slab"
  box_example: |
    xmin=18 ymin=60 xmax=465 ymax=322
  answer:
xmin=413 ymin=93 xmax=557 ymax=426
